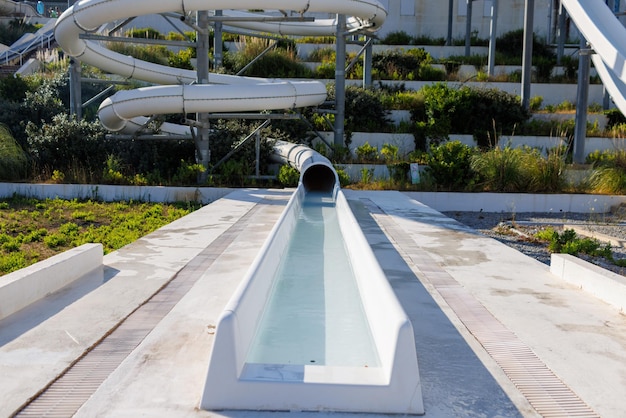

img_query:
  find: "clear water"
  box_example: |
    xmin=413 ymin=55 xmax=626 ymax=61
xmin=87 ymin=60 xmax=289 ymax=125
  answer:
xmin=246 ymin=192 xmax=380 ymax=368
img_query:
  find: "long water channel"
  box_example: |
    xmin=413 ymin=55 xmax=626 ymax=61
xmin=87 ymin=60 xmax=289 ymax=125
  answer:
xmin=246 ymin=191 xmax=381 ymax=368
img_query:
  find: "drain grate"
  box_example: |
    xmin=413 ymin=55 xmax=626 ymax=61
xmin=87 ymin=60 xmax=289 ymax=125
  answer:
xmin=14 ymin=201 xmax=268 ymax=417
xmin=358 ymin=198 xmax=600 ymax=418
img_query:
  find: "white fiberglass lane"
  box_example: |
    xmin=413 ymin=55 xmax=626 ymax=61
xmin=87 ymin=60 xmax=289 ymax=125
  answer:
xmin=561 ymin=0 xmax=626 ymax=115
xmin=54 ymin=0 xmax=386 ymax=134
xmin=246 ymin=192 xmax=380 ymax=368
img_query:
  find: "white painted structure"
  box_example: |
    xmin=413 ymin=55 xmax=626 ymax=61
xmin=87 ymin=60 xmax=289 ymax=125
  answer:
xmin=551 ymin=253 xmax=626 ymax=313
xmin=0 ymin=243 xmax=102 ymax=320
xmin=202 ymin=182 xmax=424 ymax=413
xmin=562 ymin=0 xmax=626 ymax=118
xmin=54 ymin=0 xmax=386 ymax=135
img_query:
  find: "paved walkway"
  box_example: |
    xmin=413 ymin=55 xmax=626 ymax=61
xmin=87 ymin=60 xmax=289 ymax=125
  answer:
xmin=1 ymin=189 xmax=625 ymax=417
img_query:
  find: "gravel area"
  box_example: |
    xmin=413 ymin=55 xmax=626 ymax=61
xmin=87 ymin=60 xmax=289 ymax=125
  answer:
xmin=443 ymin=210 xmax=626 ymax=277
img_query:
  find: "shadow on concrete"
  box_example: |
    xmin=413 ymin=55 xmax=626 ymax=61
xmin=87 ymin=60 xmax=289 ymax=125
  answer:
xmin=347 ymin=198 xmax=522 ymax=417
xmin=0 ymin=266 xmax=118 ymax=347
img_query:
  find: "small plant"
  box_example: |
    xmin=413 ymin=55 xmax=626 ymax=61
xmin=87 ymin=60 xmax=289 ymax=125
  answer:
xmin=172 ymin=160 xmax=205 ymax=185
xmin=50 ymin=170 xmax=65 ymax=184
xmin=529 ymin=96 xmax=543 ymax=111
xmin=355 ymin=142 xmax=378 ymax=163
xmin=360 ymin=167 xmax=374 ymax=184
xmin=535 ymin=227 xmax=613 ymax=259
xmin=425 ymin=141 xmax=477 ymax=191
xmin=277 ymin=164 xmax=300 ymax=187
xmin=380 ymin=143 xmax=399 ymax=162
xmin=335 ymin=168 xmax=351 ymax=187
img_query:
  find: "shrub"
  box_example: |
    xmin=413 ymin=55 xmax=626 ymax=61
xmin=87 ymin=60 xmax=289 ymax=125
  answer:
xmin=470 ymin=146 xmax=529 ymax=192
xmin=224 ymin=37 xmax=311 ymax=78
xmin=0 ymin=19 xmax=38 ymax=45
xmin=278 ymin=164 xmax=300 ymax=187
xmin=326 ymin=84 xmax=390 ymax=134
xmin=355 ymin=142 xmax=379 ymax=163
xmin=0 ymin=124 xmax=28 ymax=181
xmin=380 ymin=31 xmax=414 ymax=45
xmin=372 ymin=48 xmax=432 ymax=80
xmin=172 ymin=160 xmax=206 ymax=185
xmin=26 ymin=114 xmax=107 ymax=179
xmin=425 ymin=141 xmax=477 ymax=190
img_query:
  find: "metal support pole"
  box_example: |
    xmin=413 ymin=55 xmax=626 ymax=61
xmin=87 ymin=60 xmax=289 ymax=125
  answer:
xmin=573 ymin=38 xmax=590 ymax=165
xmin=465 ymin=0 xmax=473 ymax=57
xmin=603 ymin=87 xmax=611 ymax=110
xmin=521 ymin=0 xmax=535 ymax=110
xmin=363 ymin=37 xmax=373 ymax=88
xmin=487 ymin=0 xmax=498 ymax=77
xmin=255 ymin=130 xmax=261 ymax=177
xmin=334 ymin=14 xmax=346 ymax=148
xmin=213 ymin=10 xmax=223 ymax=68
xmin=69 ymin=58 xmax=82 ymax=119
xmin=446 ymin=0 xmax=454 ymax=46
xmin=196 ymin=10 xmax=210 ymax=182
xmin=557 ymin=2 xmax=566 ymax=65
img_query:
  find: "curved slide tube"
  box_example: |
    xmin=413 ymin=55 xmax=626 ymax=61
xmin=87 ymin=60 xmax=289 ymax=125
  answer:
xmin=272 ymin=139 xmax=339 ymax=192
xmin=0 ymin=0 xmax=38 ymax=17
xmin=54 ymin=0 xmax=386 ymax=134
xmin=561 ymin=0 xmax=626 ymax=115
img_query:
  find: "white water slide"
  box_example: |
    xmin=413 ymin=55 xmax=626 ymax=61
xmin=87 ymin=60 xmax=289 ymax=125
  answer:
xmin=0 ymin=0 xmax=38 ymax=17
xmin=561 ymin=0 xmax=626 ymax=115
xmin=54 ymin=0 xmax=387 ymax=135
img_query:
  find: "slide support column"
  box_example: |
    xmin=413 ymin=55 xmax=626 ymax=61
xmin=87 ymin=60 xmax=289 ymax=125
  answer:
xmin=334 ymin=14 xmax=346 ymax=148
xmin=573 ymin=36 xmax=590 ymax=165
xmin=196 ymin=10 xmax=210 ymax=182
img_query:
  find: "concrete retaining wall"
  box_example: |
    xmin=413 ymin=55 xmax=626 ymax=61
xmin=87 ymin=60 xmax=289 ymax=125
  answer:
xmin=0 ymin=243 xmax=102 ymax=320
xmin=404 ymin=192 xmax=626 ymax=213
xmin=551 ymin=253 xmax=626 ymax=313
xmin=0 ymin=183 xmax=232 ymax=204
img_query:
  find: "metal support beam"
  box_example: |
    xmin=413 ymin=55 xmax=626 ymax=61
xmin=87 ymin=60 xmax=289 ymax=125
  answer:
xmin=196 ymin=10 xmax=210 ymax=182
xmin=465 ymin=0 xmax=473 ymax=57
xmin=213 ymin=10 xmax=223 ymax=68
xmin=210 ymin=120 xmax=271 ymax=173
xmin=69 ymin=58 xmax=82 ymax=119
xmin=334 ymin=14 xmax=347 ymax=148
xmin=487 ymin=0 xmax=498 ymax=77
xmin=363 ymin=37 xmax=373 ymax=88
xmin=446 ymin=0 xmax=454 ymax=46
xmin=573 ymin=39 xmax=591 ymax=165
xmin=521 ymin=0 xmax=535 ymax=110
xmin=557 ymin=2 xmax=566 ymax=65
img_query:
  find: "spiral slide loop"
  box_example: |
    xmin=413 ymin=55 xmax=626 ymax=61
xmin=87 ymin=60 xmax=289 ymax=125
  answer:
xmin=54 ymin=0 xmax=387 ymax=133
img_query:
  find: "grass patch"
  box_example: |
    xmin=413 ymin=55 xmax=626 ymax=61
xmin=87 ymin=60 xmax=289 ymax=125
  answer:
xmin=0 ymin=196 xmax=201 ymax=276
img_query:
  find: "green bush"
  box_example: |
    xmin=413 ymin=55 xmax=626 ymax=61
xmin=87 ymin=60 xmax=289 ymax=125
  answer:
xmin=0 ymin=19 xmax=38 ymax=45
xmin=372 ymin=48 xmax=432 ymax=80
xmin=425 ymin=141 xmax=477 ymax=190
xmin=278 ymin=164 xmax=300 ymax=187
xmin=355 ymin=142 xmax=379 ymax=163
xmin=326 ymin=84 xmax=389 ymax=135
xmin=470 ymin=146 xmax=529 ymax=192
xmin=26 ymin=114 xmax=107 ymax=178
xmin=380 ymin=31 xmax=414 ymax=45
xmin=586 ymin=150 xmax=626 ymax=194
xmin=224 ymin=38 xmax=311 ymax=78
xmin=0 ymin=124 xmax=28 ymax=181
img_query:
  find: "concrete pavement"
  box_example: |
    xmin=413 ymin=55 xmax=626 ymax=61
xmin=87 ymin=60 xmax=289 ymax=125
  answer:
xmin=2 ymin=189 xmax=625 ymax=417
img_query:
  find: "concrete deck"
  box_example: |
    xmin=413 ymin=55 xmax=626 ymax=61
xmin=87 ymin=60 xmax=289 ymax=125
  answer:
xmin=2 ymin=189 xmax=626 ymax=417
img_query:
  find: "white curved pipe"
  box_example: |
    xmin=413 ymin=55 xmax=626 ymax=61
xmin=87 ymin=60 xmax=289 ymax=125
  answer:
xmin=272 ymin=139 xmax=339 ymax=192
xmin=54 ymin=0 xmax=386 ymax=133
xmin=0 ymin=0 xmax=38 ymax=17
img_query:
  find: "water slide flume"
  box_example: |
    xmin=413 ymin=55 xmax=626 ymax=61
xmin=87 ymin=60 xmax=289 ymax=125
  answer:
xmin=204 ymin=142 xmax=423 ymax=413
xmin=54 ymin=0 xmax=385 ymax=134
xmin=55 ymin=0 xmax=423 ymax=413
xmin=561 ymin=0 xmax=626 ymax=115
